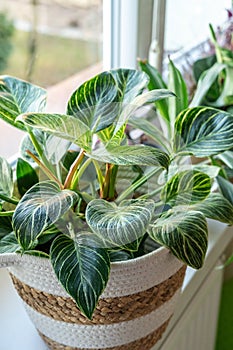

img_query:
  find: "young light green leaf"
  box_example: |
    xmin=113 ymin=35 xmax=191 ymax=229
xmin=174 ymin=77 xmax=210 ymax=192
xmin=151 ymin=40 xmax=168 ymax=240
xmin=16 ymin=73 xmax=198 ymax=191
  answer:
xmin=161 ymin=170 xmax=211 ymax=206
xmin=12 ymin=181 xmax=79 ymax=250
xmin=50 ymin=233 xmax=110 ymax=319
xmin=0 ymin=157 xmax=13 ymax=203
xmin=168 ymin=59 xmax=188 ymax=128
xmin=88 ymin=145 xmax=170 ymax=169
xmin=17 ymin=113 xmax=92 ymax=151
xmin=86 ymin=199 xmax=155 ymax=247
xmin=174 ymin=107 xmax=233 ymax=157
xmin=192 ymin=193 xmax=233 ymax=225
xmin=190 ymin=63 xmax=226 ymax=107
xmin=16 ymin=158 xmax=39 ymax=196
xmin=67 ymin=71 xmax=119 ymax=133
xmin=148 ymin=210 xmax=208 ymax=269
xmin=138 ymin=60 xmax=169 ymax=122
xmin=0 ymin=232 xmax=20 ymax=254
xmin=0 ymin=75 xmax=46 ymax=130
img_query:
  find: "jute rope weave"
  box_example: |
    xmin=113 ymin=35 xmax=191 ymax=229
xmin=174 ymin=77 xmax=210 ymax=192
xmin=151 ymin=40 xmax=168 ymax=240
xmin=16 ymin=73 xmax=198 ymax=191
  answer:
xmin=10 ymin=265 xmax=186 ymax=325
xmin=38 ymin=320 xmax=170 ymax=350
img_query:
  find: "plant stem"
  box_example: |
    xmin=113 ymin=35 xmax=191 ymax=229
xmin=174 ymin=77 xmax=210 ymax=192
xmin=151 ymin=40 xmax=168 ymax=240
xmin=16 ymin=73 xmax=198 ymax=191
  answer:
xmin=116 ymin=167 xmax=162 ymax=203
xmin=92 ymin=160 xmax=104 ymax=196
xmin=27 ymin=150 xmax=63 ymax=188
xmin=70 ymin=158 xmax=92 ymax=190
xmin=28 ymin=129 xmax=55 ymax=175
xmin=0 ymin=194 xmax=18 ymax=205
xmin=138 ymin=186 xmax=163 ymax=199
xmin=102 ymin=164 xmax=118 ymax=200
xmin=0 ymin=211 xmax=14 ymax=216
xmin=64 ymin=150 xmax=85 ymax=189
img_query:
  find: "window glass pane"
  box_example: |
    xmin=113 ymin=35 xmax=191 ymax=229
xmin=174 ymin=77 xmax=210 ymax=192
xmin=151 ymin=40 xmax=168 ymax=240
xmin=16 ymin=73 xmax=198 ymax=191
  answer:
xmin=164 ymin=0 xmax=231 ymax=54
xmin=0 ymin=0 xmax=102 ymax=87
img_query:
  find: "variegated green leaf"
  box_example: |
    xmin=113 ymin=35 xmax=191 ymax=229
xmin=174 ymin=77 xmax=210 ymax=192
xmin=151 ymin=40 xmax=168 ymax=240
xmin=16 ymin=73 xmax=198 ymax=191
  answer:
xmin=174 ymin=107 xmax=233 ymax=157
xmin=67 ymin=71 xmax=119 ymax=133
xmin=217 ymin=175 xmax=233 ymax=206
xmin=86 ymin=199 xmax=155 ymax=247
xmin=161 ymin=170 xmax=211 ymax=205
xmin=192 ymin=193 xmax=233 ymax=225
xmin=0 ymin=75 xmax=46 ymax=130
xmin=50 ymin=233 xmax=110 ymax=319
xmin=0 ymin=232 xmax=20 ymax=254
xmin=168 ymin=59 xmax=188 ymax=128
xmin=114 ymin=89 xmax=175 ymax=135
xmin=12 ymin=181 xmax=79 ymax=250
xmin=17 ymin=113 xmax=92 ymax=151
xmin=148 ymin=210 xmax=208 ymax=269
xmin=128 ymin=116 xmax=171 ymax=151
xmin=138 ymin=60 xmax=170 ymax=122
xmin=190 ymin=63 xmax=226 ymax=107
xmin=0 ymin=157 xmax=13 ymax=203
xmin=216 ymin=150 xmax=233 ymax=169
xmin=110 ymin=68 xmax=149 ymax=104
xmin=88 ymin=145 xmax=170 ymax=169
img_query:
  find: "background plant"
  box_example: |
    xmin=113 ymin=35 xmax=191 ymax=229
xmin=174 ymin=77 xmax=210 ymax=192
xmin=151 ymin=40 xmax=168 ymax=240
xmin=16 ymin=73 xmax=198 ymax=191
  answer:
xmin=0 ymin=12 xmax=14 ymax=72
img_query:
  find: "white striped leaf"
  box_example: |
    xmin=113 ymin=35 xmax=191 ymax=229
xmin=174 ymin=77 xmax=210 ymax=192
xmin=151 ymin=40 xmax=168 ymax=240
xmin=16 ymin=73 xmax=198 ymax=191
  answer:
xmin=148 ymin=210 xmax=208 ymax=269
xmin=88 ymin=145 xmax=170 ymax=169
xmin=0 ymin=75 xmax=46 ymax=130
xmin=0 ymin=157 xmax=13 ymax=203
xmin=86 ymin=199 xmax=155 ymax=248
xmin=161 ymin=170 xmax=211 ymax=205
xmin=50 ymin=233 xmax=110 ymax=319
xmin=114 ymin=89 xmax=175 ymax=135
xmin=217 ymin=175 xmax=233 ymax=206
xmin=0 ymin=232 xmax=20 ymax=254
xmin=17 ymin=113 xmax=92 ymax=151
xmin=174 ymin=107 xmax=233 ymax=157
xmin=67 ymin=71 xmax=119 ymax=133
xmin=110 ymin=69 xmax=149 ymax=104
xmin=192 ymin=193 xmax=233 ymax=225
xmin=12 ymin=181 xmax=79 ymax=250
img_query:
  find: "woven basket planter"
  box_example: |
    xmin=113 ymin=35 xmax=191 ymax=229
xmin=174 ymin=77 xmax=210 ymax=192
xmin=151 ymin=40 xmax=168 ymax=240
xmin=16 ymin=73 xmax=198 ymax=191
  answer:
xmin=0 ymin=248 xmax=186 ymax=350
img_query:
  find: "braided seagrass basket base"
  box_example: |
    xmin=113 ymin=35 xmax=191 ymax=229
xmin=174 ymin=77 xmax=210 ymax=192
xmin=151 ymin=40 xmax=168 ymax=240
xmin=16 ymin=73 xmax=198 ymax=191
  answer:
xmin=39 ymin=320 xmax=170 ymax=350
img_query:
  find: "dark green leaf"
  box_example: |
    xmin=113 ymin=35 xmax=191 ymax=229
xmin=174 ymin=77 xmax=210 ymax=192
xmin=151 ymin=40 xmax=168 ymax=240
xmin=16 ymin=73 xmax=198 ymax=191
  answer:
xmin=50 ymin=233 xmax=110 ymax=319
xmin=16 ymin=158 xmax=39 ymax=196
xmin=161 ymin=170 xmax=211 ymax=205
xmin=168 ymin=59 xmax=188 ymax=127
xmin=193 ymin=54 xmax=217 ymax=82
xmin=12 ymin=181 xmax=79 ymax=250
xmin=148 ymin=210 xmax=208 ymax=269
xmin=0 ymin=75 xmax=46 ymax=130
xmin=174 ymin=107 xmax=233 ymax=157
xmin=0 ymin=216 xmax=13 ymax=238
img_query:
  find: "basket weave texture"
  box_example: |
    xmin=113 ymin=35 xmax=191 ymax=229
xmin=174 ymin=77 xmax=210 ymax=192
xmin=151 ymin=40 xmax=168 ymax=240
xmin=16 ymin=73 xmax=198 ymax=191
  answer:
xmin=2 ymin=248 xmax=186 ymax=350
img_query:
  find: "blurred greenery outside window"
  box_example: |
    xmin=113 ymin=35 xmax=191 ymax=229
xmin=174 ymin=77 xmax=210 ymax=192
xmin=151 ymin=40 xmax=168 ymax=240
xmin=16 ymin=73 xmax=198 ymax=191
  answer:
xmin=0 ymin=0 xmax=103 ymax=87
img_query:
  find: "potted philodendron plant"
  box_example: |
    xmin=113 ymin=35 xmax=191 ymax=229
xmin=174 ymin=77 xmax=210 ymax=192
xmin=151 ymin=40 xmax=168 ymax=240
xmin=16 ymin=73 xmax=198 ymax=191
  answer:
xmin=0 ymin=68 xmax=233 ymax=350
